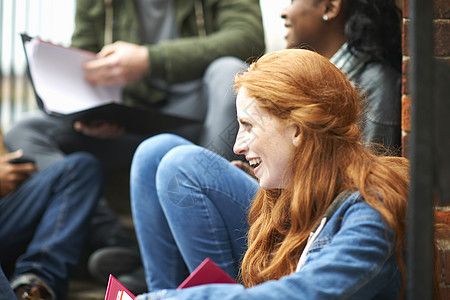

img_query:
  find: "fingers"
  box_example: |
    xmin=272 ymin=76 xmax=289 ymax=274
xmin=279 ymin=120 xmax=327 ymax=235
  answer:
xmin=84 ymin=56 xmax=111 ymax=72
xmin=74 ymin=120 xmax=125 ymax=139
xmin=83 ymin=41 xmax=148 ymax=86
xmin=84 ymin=42 xmax=118 ymax=70
xmin=84 ymin=66 xmax=125 ymax=86
xmin=0 ymin=150 xmax=37 ymax=197
xmin=83 ymin=44 xmax=119 ymax=85
xmin=84 ymin=56 xmax=128 ymax=86
xmin=0 ymin=150 xmax=24 ymax=163
xmin=8 ymin=169 xmax=33 ymax=181
xmin=0 ymin=171 xmax=32 ymax=197
xmin=231 ymin=160 xmax=256 ymax=179
xmin=97 ymin=43 xmax=117 ymax=58
xmin=0 ymin=150 xmax=36 ymax=171
xmin=11 ymin=162 xmax=38 ymax=173
xmin=231 ymin=160 xmax=244 ymax=167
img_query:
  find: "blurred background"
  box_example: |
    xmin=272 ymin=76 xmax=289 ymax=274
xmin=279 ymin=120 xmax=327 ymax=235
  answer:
xmin=0 ymin=0 xmax=290 ymax=132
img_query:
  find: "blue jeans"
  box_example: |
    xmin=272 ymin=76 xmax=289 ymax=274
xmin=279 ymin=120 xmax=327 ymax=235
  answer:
xmin=0 ymin=152 xmax=103 ymax=299
xmin=0 ymin=266 xmax=15 ymax=299
xmin=4 ymin=57 xmax=246 ymax=252
xmin=130 ymin=134 xmax=258 ymax=291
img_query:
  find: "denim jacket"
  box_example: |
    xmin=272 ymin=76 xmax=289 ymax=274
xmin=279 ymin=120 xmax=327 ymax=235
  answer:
xmin=137 ymin=192 xmax=403 ymax=300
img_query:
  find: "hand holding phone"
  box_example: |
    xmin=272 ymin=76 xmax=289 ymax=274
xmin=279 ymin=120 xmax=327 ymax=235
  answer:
xmin=1 ymin=152 xmax=37 ymax=197
xmin=8 ymin=157 xmax=36 ymax=164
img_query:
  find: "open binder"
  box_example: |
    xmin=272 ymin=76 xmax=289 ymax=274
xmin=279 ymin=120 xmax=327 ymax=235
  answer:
xmin=21 ymin=34 xmax=197 ymax=134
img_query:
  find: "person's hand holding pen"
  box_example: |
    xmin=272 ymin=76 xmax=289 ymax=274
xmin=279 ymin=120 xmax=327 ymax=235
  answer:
xmin=83 ymin=41 xmax=149 ymax=86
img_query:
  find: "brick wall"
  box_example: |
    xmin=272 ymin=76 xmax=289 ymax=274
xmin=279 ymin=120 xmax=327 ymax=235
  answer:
xmin=402 ymin=0 xmax=450 ymax=298
xmin=401 ymin=0 xmax=450 ymax=158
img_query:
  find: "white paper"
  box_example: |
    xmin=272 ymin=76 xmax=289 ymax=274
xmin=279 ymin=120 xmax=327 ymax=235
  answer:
xmin=24 ymin=38 xmax=122 ymax=115
xmin=115 ymin=291 xmax=134 ymax=300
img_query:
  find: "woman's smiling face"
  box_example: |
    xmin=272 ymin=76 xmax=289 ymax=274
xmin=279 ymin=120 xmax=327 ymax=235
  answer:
xmin=233 ymin=87 xmax=298 ymax=190
xmin=281 ymin=0 xmax=326 ymax=49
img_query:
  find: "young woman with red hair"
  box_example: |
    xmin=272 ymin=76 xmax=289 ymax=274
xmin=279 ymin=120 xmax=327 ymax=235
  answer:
xmin=129 ymin=49 xmax=440 ymax=299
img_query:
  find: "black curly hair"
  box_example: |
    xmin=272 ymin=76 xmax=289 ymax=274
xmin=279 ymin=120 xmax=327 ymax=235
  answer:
xmin=343 ymin=0 xmax=402 ymax=71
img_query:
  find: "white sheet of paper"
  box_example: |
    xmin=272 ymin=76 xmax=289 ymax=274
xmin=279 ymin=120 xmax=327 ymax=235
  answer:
xmin=115 ymin=291 xmax=134 ymax=300
xmin=25 ymin=38 xmax=122 ymax=115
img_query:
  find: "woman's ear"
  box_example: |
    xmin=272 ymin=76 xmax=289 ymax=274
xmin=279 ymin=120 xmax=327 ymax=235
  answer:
xmin=292 ymin=125 xmax=301 ymax=147
xmin=322 ymin=0 xmax=343 ymax=21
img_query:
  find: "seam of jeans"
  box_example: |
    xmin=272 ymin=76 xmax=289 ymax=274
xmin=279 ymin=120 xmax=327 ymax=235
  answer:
xmin=38 ymin=163 xmax=73 ymax=269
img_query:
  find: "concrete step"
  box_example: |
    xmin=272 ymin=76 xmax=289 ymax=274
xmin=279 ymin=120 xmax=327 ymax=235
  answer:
xmin=67 ymin=279 xmax=105 ymax=300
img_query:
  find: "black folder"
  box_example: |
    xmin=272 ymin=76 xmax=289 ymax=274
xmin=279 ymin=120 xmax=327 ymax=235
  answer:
xmin=21 ymin=33 xmax=197 ymax=134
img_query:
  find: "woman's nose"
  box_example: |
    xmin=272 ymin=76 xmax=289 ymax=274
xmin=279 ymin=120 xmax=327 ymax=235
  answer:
xmin=233 ymin=131 xmax=247 ymax=155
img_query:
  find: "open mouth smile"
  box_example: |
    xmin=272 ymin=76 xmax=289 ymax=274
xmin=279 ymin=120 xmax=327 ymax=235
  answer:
xmin=249 ymin=158 xmax=262 ymax=168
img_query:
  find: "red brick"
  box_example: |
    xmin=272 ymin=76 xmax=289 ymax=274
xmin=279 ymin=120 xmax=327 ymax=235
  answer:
xmin=403 ymin=0 xmax=408 ymax=18
xmin=402 ymin=95 xmax=412 ymax=132
xmin=401 ymin=132 xmax=410 ymax=158
xmin=440 ymin=286 xmax=450 ymax=300
xmin=435 ymin=210 xmax=450 ymax=225
xmin=402 ymin=21 xmax=410 ymax=56
xmin=401 ymin=73 xmax=408 ymax=96
xmin=434 ymin=21 xmax=450 ymax=56
xmin=402 ymin=59 xmax=410 ymax=95
xmin=403 ymin=21 xmax=450 ymax=56
xmin=434 ymin=0 xmax=450 ymax=19
xmin=403 ymin=0 xmax=450 ymax=19
xmin=445 ymin=249 xmax=450 ymax=284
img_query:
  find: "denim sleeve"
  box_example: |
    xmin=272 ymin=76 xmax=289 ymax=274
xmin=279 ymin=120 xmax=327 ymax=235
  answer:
xmin=136 ymin=201 xmax=400 ymax=300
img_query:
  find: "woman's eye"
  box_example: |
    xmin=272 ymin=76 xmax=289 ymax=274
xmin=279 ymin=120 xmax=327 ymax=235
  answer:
xmin=241 ymin=122 xmax=252 ymax=130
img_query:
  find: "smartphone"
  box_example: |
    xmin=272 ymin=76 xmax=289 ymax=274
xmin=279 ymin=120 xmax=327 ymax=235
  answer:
xmin=8 ymin=157 xmax=36 ymax=164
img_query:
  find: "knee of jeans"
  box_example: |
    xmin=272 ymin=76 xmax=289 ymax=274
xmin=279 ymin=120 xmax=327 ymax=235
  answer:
xmin=131 ymin=134 xmax=187 ymax=179
xmin=156 ymin=145 xmax=206 ymax=189
xmin=158 ymin=144 xmax=205 ymax=173
xmin=133 ymin=133 xmax=186 ymax=164
xmin=204 ymin=57 xmax=247 ymax=83
xmin=134 ymin=134 xmax=183 ymax=157
xmin=66 ymin=152 xmax=103 ymax=176
xmin=156 ymin=145 xmax=209 ymax=208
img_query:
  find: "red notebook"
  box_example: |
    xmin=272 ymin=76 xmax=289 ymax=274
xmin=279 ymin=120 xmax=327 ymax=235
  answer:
xmin=104 ymin=274 xmax=136 ymax=300
xmin=104 ymin=257 xmax=236 ymax=299
xmin=177 ymin=257 xmax=236 ymax=289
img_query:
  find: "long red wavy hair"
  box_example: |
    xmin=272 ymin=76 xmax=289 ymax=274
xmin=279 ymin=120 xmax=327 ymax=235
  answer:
xmin=235 ymin=49 xmax=410 ymax=296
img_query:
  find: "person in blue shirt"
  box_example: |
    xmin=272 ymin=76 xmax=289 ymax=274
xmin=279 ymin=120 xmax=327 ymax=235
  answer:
xmin=0 ymin=151 xmax=103 ymax=299
xmin=129 ymin=49 xmax=425 ymax=299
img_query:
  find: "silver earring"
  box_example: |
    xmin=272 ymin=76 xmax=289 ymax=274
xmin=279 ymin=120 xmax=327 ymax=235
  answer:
xmin=322 ymin=15 xmax=329 ymax=21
